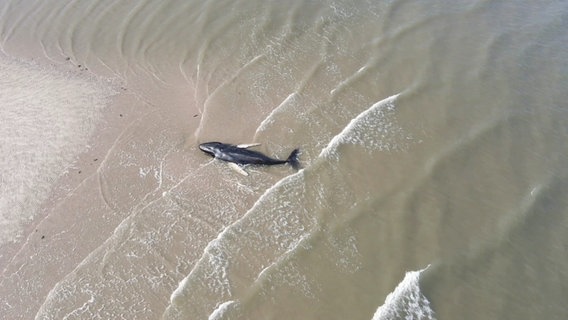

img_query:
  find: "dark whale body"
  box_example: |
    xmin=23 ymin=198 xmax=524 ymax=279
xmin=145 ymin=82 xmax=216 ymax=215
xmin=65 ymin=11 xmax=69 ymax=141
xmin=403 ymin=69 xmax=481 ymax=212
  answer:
xmin=199 ymin=142 xmax=300 ymax=170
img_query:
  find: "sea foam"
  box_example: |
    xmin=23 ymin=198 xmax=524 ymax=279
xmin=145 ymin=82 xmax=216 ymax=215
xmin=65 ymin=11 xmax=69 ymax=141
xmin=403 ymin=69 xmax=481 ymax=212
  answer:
xmin=319 ymin=93 xmax=405 ymax=160
xmin=372 ymin=267 xmax=436 ymax=320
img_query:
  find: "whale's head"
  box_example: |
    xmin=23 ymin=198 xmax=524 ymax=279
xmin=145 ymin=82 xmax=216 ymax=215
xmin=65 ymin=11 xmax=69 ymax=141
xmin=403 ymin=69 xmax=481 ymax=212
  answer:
xmin=199 ymin=142 xmax=224 ymax=157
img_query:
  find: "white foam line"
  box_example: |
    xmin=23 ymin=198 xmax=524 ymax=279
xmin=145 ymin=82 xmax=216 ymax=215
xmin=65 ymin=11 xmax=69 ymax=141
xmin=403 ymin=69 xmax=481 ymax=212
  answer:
xmin=319 ymin=92 xmax=401 ymax=158
xmin=372 ymin=265 xmax=435 ymax=320
xmin=178 ymin=60 xmax=193 ymax=87
xmin=61 ymin=292 xmax=95 ymax=320
xmin=127 ymin=142 xmax=183 ymax=214
xmin=253 ymin=92 xmax=298 ymax=138
xmin=296 ymin=59 xmax=324 ymax=93
xmin=253 ymin=59 xmax=325 ymax=140
xmin=207 ymin=53 xmax=266 ymax=103
xmin=131 ymin=156 xmax=216 ymax=218
xmin=156 ymin=160 xmax=164 ymax=189
xmin=194 ymin=63 xmax=202 ymax=112
xmin=192 ymin=34 xmax=211 ymax=110
xmin=34 ymin=150 xmax=216 ymax=319
xmin=39 ymin=39 xmax=62 ymax=65
xmin=167 ymin=169 xmax=306 ymax=306
xmin=330 ymin=65 xmax=369 ymax=97
xmin=208 ymin=300 xmax=237 ymax=320
xmin=195 ymin=53 xmax=266 ymax=138
xmin=144 ymin=62 xmax=170 ymax=87
xmin=95 ymin=56 xmax=128 ymax=81
xmin=169 ymin=220 xmax=234 ymax=302
xmin=252 ymin=230 xmax=314 ymax=285
xmin=169 ymin=94 xmax=401 ymax=310
xmin=96 ymin=109 xmax=160 ymax=211
xmin=169 ymin=93 xmax=403 ymax=314
xmin=255 ymin=263 xmax=275 ymax=283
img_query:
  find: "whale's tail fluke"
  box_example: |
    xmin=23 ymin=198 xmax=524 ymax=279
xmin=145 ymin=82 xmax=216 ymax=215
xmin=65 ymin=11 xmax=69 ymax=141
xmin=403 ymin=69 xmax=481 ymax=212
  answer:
xmin=287 ymin=148 xmax=301 ymax=170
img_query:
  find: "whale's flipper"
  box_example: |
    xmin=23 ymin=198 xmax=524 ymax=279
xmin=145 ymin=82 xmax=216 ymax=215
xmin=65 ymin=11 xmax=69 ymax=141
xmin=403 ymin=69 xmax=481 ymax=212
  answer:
xmin=228 ymin=162 xmax=249 ymax=176
xmin=237 ymin=143 xmax=261 ymax=149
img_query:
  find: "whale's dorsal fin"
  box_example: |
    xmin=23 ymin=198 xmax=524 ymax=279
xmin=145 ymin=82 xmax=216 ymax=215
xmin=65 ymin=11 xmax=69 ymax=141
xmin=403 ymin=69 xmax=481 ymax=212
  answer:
xmin=228 ymin=162 xmax=249 ymax=176
xmin=236 ymin=143 xmax=261 ymax=149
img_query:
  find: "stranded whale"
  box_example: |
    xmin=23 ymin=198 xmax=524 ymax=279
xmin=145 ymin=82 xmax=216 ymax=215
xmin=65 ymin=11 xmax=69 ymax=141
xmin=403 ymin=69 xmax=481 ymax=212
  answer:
xmin=199 ymin=142 xmax=300 ymax=175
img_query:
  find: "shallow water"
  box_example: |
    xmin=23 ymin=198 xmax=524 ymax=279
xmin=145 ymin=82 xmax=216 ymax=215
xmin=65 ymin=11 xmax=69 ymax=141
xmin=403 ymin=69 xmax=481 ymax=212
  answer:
xmin=1 ymin=0 xmax=568 ymax=319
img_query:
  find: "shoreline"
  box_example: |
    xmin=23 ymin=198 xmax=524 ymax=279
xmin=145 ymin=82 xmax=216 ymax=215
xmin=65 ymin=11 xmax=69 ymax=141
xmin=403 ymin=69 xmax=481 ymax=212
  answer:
xmin=0 ymin=51 xmax=202 ymax=319
xmin=0 ymin=89 xmax=144 ymax=264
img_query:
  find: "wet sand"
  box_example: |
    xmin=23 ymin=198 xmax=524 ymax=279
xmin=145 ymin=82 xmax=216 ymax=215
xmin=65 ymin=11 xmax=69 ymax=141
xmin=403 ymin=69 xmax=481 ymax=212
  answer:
xmin=0 ymin=44 xmax=295 ymax=318
xmin=0 ymin=50 xmax=203 ymax=318
xmin=3 ymin=1 xmax=568 ymax=319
